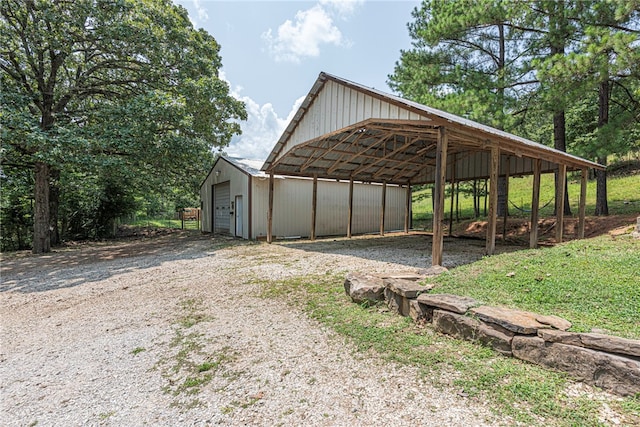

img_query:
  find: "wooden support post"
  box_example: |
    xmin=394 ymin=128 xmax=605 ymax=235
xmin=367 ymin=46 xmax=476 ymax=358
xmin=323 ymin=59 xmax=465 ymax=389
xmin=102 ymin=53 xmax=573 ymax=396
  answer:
xmin=311 ymin=174 xmax=317 ymax=241
xmin=486 ymin=146 xmax=500 ymax=255
xmin=380 ymin=181 xmax=387 ymax=236
xmin=432 ymin=127 xmax=448 ymax=266
xmin=555 ymin=164 xmax=567 ymax=243
xmin=578 ymin=168 xmax=588 ymax=239
xmin=267 ymin=172 xmax=274 ymax=243
xmin=502 ymin=158 xmax=510 ymax=241
xmin=404 ymin=184 xmax=411 ymax=234
xmin=530 ymin=159 xmax=541 ymax=249
xmin=347 ymin=177 xmax=354 ymax=238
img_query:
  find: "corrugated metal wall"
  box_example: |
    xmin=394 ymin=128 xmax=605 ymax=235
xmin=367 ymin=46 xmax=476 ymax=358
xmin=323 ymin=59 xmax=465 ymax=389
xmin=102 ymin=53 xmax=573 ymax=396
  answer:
xmin=413 ymin=152 xmax=559 ymax=184
xmin=251 ymin=177 xmax=406 ymax=239
xmin=278 ymin=80 xmax=429 ymax=163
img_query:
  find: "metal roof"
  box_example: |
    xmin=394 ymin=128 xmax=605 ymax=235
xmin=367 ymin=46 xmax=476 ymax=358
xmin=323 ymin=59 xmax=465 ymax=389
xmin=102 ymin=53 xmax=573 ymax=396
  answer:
xmin=224 ymin=156 xmax=267 ymax=177
xmin=262 ymin=72 xmax=603 ymax=185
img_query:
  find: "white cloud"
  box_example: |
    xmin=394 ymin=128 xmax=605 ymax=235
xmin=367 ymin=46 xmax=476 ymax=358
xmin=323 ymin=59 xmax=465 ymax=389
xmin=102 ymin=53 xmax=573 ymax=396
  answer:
xmin=220 ymin=73 xmax=304 ymax=161
xmin=262 ymin=4 xmax=345 ymax=63
xmin=320 ymin=0 xmax=364 ymax=17
xmin=193 ymin=0 xmax=208 ymax=21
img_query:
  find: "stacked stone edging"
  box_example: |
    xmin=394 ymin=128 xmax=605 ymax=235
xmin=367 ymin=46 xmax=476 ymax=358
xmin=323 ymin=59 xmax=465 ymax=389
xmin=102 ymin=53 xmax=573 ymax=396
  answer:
xmin=344 ymin=271 xmax=640 ymax=397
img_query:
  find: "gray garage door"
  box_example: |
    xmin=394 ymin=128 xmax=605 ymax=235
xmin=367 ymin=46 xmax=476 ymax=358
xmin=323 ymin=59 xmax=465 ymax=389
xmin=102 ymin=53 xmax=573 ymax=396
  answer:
xmin=213 ymin=182 xmax=230 ymax=234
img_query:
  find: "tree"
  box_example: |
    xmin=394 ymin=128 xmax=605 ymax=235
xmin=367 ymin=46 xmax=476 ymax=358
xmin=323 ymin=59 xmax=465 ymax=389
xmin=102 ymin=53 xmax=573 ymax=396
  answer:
xmin=1 ymin=0 xmax=246 ymax=253
xmin=535 ymin=1 xmax=640 ymax=215
xmin=389 ymin=0 xmax=535 ymax=130
xmin=389 ymin=0 xmax=535 ymax=217
xmin=391 ymin=0 xmax=639 ymax=219
xmin=531 ymin=0 xmax=578 ymax=215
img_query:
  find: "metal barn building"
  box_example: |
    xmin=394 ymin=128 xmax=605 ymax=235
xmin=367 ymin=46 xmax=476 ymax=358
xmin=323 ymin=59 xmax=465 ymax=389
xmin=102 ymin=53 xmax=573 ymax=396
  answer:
xmin=200 ymin=156 xmax=409 ymax=240
xmin=261 ymin=72 xmax=603 ymax=265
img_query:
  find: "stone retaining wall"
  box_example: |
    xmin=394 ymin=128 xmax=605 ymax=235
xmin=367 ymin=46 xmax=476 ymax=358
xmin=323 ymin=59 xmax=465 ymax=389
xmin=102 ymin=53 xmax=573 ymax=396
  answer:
xmin=344 ymin=272 xmax=640 ymax=397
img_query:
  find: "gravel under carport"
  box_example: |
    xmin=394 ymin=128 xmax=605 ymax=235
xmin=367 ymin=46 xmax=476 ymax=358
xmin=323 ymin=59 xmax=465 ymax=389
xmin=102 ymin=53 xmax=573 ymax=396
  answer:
xmin=1 ymin=231 xmax=515 ymax=426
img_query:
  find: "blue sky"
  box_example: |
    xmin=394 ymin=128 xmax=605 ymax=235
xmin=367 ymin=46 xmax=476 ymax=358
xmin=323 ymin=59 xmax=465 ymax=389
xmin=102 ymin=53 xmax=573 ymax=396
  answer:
xmin=174 ymin=0 xmax=421 ymax=160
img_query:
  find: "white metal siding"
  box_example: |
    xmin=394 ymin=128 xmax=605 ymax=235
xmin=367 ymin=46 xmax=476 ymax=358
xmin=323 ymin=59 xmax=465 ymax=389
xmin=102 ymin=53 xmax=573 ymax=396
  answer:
xmin=250 ymin=177 xmax=406 ymax=239
xmin=277 ymin=80 xmax=429 ymax=166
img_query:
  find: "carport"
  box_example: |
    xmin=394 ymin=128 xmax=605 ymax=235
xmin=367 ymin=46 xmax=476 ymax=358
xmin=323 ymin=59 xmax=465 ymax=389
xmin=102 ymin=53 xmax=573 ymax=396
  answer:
xmin=262 ymin=72 xmax=604 ymax=266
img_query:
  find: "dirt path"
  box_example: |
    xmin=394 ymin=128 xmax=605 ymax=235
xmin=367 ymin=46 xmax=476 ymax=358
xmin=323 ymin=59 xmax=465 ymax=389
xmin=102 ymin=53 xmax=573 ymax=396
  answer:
xmin=1 ymin=232 xmax=503 ymax=426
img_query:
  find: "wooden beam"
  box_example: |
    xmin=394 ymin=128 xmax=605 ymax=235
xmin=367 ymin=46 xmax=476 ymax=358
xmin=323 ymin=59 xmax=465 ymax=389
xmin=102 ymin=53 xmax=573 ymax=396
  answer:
xmin=578 ymin=168 xmax=588 ymax=239
xmin=555 ymin=164 xmax=567 ymax=243
xmin=311 ymin=174 xmax=318 ymax=241
xmin=329 ymin=134 xmax=395 ymax=174
xmin=432 ymin=127 xmax=448 ymax=266
xmin=347 ymin=177 xmax=354 ymax=238
xmin=267 ymin=172 xmax=274 ymax=243
xmin=380 ymin=181 xmax=387 ymax=236
xmin=404 ymin=184 xmax=411 ymax=234
xmin=530 ymin=159 xmax=541 ymax=249
xmin=353 ymin=138 xmax=416 ymax=176
xmin=486 ymin=145 xmax=500 ymax=255
xmin=302 ymin=127 xmax=367 ymax=172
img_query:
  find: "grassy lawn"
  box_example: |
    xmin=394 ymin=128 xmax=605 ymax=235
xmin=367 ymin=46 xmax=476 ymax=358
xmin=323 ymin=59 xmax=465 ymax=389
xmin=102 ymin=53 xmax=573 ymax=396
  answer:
xmin=433 ymin=234 xmax=640 ymax=339
xmin=125 ymin=218 xmax=183 ymax=229
xmin=412 ymin=172 xmax=640 ymax=228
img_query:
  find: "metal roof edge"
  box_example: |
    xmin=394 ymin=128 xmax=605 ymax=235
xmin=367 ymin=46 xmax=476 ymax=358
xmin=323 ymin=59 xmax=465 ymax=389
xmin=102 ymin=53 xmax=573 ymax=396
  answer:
xmin=199 ymin=155 xmax=225 ymax=189
xmin=200 ymin=156 xmax=268 ymax=191
xmin=262 ymin=72 xmax=329 ymax=171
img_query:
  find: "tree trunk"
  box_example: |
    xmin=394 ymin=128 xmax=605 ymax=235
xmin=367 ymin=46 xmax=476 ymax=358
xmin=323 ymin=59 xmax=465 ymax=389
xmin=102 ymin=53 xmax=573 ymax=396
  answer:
xmin=549 ymin=1 xmax=571 ymax=216
xmin=473 ymin=180 xmax=479 ymax=218
xmin=49 ymin=168 xmax=61 ymax=246
xmin=496 ymin=24 xmax=508 ymax=220
xmin=33 ymin=162 xmax=51 ymax=254
xmin=595 ymin=157 xmax=608 ymax=215
xmin=595 ymin=80 xmax=610 ymax=216
xmin=553 ymin=111 xmax=572 ymax=215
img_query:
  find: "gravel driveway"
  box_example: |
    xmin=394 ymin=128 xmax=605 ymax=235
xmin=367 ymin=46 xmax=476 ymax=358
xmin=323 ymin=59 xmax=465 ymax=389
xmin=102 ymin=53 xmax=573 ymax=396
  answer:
xmin=1 ymin=231 xmax=506 ymax=426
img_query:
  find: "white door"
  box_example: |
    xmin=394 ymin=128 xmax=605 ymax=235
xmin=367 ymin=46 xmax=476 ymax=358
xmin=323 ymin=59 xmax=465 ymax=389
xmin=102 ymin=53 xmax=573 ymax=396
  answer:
xmin=235 ymin=195 xmax=243 ymax=237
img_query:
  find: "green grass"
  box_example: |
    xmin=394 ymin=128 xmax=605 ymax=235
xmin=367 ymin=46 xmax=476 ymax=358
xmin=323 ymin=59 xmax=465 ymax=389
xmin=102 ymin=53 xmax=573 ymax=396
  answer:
xmin=154 ymin=297 xmax=230 ymax=408
xmin=125 ymin=218 xmax=182 ymax=228
xmin=262 ymin=267 xmax=640 ymax=426
xmin=433 ymin=234 xmax=640 ymax=339
xmin=412 ymin=172 xmax=640 ymax=228
xmin=131 ymin=346 xmax=146 ymax=355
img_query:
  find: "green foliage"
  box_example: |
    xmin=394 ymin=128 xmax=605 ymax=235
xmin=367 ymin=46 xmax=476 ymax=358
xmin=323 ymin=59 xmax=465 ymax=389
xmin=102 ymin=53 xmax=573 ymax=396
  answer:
xmin=389 ymin=0 xmax=532 ymax=131
xmin=390 ymin=0 xmax=639 ymax=167
xmin=0 ymin=0 xmax=246 ymax=251
xmin=0 ymin=168 xmax=33 ymax=251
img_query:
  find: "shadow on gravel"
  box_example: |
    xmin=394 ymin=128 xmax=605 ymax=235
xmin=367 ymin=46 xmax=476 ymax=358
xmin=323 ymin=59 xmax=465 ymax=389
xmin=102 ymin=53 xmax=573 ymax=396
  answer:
xmin=274 ymin=231 xmax=523 ymax=269
xmin=0 ymin=232 xmax=245 ymax=294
